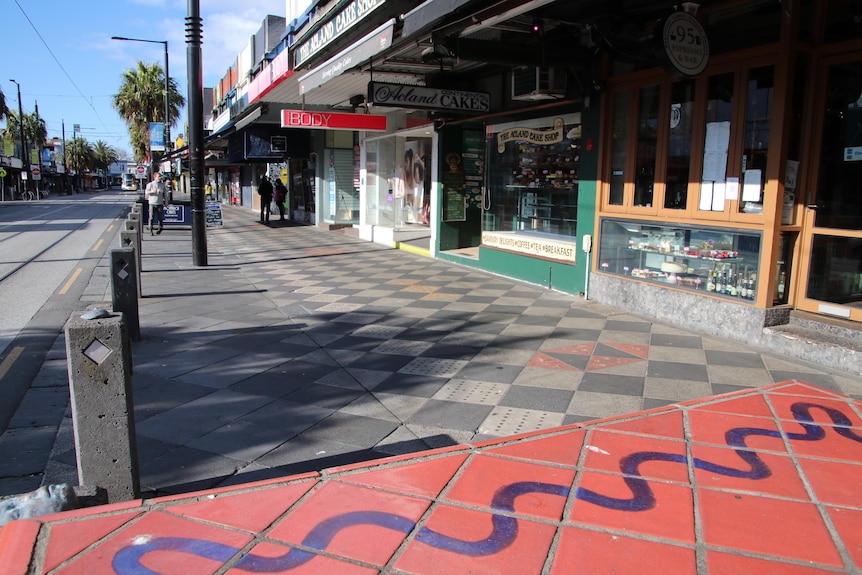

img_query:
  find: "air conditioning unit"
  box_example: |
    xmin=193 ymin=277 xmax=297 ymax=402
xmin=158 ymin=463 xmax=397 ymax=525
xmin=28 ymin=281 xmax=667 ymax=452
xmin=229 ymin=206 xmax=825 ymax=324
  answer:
xmin=511 ymin=66 xmax=566 ymax=101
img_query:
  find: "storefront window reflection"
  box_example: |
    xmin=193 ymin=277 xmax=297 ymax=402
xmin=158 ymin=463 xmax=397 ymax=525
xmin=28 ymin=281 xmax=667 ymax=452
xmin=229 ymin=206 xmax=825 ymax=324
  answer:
xmin=484 ymin=114 xmax=580 ymax=237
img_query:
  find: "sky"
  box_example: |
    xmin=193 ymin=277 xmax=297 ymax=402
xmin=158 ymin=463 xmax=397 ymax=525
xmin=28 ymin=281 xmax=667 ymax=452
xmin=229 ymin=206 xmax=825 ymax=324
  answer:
xmin=2 ymin=0 xmax=288 ymax=159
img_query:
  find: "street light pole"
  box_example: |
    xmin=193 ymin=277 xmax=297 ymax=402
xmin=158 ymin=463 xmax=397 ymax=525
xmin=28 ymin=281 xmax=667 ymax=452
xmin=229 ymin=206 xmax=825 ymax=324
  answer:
xmin=111 ymin=36 xmax=170 ymax=158
xmin=9 ymin=79 xmax=30 ymax=196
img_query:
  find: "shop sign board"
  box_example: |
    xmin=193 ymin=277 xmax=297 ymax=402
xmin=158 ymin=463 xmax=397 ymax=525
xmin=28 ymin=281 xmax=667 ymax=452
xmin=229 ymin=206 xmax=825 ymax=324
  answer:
xmin=163 ymin=204 xmax=189 ymax=226
xmin=368 ymin=82 xmax=490 ymax=113
xmin=295 ymin=0 xmax=386 ymax=68
xmin=659 ymin=11 xmax=709 ymax=77
xmin=482 ymin=231 xmax=577 ymax=264
xmin=281 ymin=110 xmax=387 ymax=132
xmin=298 ymin=20 xmax=394 ymax=95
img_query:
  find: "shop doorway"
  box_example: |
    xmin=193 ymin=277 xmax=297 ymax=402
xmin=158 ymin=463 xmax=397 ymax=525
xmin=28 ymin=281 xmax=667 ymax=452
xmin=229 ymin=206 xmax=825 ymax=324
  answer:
xmin=797 ymin=52 xmax=862 ymax=322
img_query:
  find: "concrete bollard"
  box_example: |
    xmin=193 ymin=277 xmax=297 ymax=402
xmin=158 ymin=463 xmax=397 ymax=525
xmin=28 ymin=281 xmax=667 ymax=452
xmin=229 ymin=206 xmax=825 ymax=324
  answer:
xmin=111 ymin=247 xmax=140 ymax=342
xmin=64 ymin=310 xmax=140 ymax=502
xmin=119 ymin=229 xmax=142 ymax=294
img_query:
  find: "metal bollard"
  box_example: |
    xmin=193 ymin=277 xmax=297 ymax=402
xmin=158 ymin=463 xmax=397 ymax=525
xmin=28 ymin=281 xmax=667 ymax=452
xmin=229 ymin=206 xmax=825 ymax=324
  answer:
xmin=64 ymin=310 xmax=140 ymax=502
xmin=119 ymin=229 xmax=142 ymax=295
xmin=111 ymin=247 xmax=140 ymax=342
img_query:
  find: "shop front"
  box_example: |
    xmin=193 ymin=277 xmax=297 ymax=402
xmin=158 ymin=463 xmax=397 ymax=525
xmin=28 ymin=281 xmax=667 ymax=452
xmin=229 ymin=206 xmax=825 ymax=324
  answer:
xmin=588 ymin=1 xmax=862 ymax=341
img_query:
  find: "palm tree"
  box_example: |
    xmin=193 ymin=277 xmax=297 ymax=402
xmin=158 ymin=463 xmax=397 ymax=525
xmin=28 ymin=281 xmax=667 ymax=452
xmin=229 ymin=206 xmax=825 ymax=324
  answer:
xmin=5 ymin=110 xmax=47 ymax=161
xmin=93 ymin=140 xmax=119 ymax=186
xmin=113 ymin=61 xmax=185 ymax=163
xmin=0 ymin=87 xmax=8 ymax=122
xmin=67 ymin=137 xmax=94 ymax=191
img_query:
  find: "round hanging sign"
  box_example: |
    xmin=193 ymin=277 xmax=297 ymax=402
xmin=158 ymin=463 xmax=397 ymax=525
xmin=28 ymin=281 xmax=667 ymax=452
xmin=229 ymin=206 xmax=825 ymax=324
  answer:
xmin=660 ymin=11 xmax=709 ymax=77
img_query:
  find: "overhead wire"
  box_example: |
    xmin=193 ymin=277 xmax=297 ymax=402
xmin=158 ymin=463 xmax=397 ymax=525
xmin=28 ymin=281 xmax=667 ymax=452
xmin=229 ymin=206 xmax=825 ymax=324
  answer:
xmin=12 ymin=0 xmax=117 ymax=142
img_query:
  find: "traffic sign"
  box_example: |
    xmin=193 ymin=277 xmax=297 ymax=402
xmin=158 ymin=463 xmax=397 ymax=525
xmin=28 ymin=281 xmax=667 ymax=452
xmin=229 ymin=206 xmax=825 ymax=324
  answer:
xmin=31 ymin=166 xmax=42 ymax=180
xmin=135 ymin=165 xmax=147 ymax=179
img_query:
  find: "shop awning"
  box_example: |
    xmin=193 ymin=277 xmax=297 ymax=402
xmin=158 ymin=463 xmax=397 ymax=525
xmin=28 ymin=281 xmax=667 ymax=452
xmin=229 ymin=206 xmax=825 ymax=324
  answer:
xmin=400 ymin=0 xmax=475 ymax=38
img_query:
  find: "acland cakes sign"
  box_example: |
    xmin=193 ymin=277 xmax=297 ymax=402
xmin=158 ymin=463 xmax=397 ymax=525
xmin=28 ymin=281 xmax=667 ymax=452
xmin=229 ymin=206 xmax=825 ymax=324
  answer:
xmin=368 ymin=82 xmax=490 ymax=113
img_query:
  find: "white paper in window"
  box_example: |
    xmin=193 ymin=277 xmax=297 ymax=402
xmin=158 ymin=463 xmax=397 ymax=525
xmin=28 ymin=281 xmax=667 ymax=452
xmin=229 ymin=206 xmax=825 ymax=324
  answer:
xmin=712 ymin=181 xmax=726 ymax=211
xmin=703 ymin=122 xmax=730 ymax=181
xmin=699 ymin=181 xmax=714 ymax=210
xmin=725 ymin=177 xmax=739 ymax=200
xmin=742 ymin=169 xmax=762 ymax=202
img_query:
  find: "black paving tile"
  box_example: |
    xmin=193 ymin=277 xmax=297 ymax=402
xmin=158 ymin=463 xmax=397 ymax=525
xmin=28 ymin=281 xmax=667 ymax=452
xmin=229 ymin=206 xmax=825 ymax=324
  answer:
xmin=578 ymin=373 xmax=645 ymax=396
xmin=498 ymin=386 xmax=574 ymax=412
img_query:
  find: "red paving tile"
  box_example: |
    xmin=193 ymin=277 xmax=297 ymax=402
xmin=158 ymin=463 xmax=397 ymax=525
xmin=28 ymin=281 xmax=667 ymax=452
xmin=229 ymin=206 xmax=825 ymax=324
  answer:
xmin=4 ymin=381 xmax=862 ymax=574
xmin=485 ymin=428 xmax=586 ymax=466
xmin=42 ymin=511 xmax=141 ymax=572
xmin=582 ymin=429 xmax=689 ymax=483
xmin=569 ymin=471 xmax=696 ymax=543
xmin=265 ymin=481 xmax=429 ymax=568
xmin=339 ymin=452 xmax=469 ymax=497
xmin=550 ymin=526 xmax=696 ymax=574
xmin=706 ymin=550 xmax=844 ymax=574
xmin=699 ymin=488 xmax=844 ymax=567
xmin=598 ymin=408 xmax=686 ymax=440
xmin=827 ymin=506 xmax=862 ymax=567
xmin=442 ymin=454 xmax=575 ymax=521
xmin=691 ymin=443 xmax=811 ymax=500
xmin=395 ymin=503 xmax=557 ymax=575
xmin=166 ymin=480 xmax=316 ymax=533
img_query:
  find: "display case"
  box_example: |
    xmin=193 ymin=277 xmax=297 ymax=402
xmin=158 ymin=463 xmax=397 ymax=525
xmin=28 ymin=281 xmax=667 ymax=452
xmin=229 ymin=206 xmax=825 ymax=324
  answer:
xmin=598 ymin=219 xmax=762 ymax=301
xmin=484 ymin=114 xmax=581 ymax=237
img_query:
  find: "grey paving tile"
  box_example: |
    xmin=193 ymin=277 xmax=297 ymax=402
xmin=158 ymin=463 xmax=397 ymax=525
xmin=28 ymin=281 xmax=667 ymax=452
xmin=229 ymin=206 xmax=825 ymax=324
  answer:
xmin=187 ymin=421 xmax=291 ymax=462
xmin=302 ymin=412 xmax=398 ymax=448
xmin=578 ymin=373 xmax=645 ymax=396
xmin=604 ymin=320 xmax=652 ymax=333
xmin=768 ymin=370 xmax=840 ymax=391
xmin=454 ymin=362 xmax=522 ymax=384
xmin=650 ymin=333 xmax=703 ymax=348
xmin=373 ymin=373 xmax=448 ymax=398
xmin=705 ymin=350 xmax=766 ymax=368
xmin=408 ymin=399 xmax=493 ymax=431
xmin=283 ymin=383 xmax=366 ymax=410
xmin=498 ymin=385 xmax=575 ymax=412
xmin=647 ymin=360 xmax=709 ymax=382
xmin=138 ymin=445 xmax=246 ymax=495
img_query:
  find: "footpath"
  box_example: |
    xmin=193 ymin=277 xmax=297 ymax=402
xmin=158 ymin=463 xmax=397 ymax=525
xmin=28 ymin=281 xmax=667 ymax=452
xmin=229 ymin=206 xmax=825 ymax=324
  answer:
xmin=1 ymin=204 xmax=861 ymax=573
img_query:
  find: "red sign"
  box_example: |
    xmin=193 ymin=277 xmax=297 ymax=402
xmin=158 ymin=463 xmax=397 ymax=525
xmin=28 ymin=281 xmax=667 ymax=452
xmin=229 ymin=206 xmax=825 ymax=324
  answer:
xmin=281 ymin=111 xmax=387 ymax=132
xmin=30 ymin=166 xmax=41 ymax=177
xmin=136 ymin=165 xmax=146 ymax=175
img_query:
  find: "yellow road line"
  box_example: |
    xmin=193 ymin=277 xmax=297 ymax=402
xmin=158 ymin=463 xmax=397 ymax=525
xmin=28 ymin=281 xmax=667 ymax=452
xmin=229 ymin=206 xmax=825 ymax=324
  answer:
xmin=0 ymin=347 xmax=24 ymax=380
xmin=59 ymin=267 xmax=83 ymax=295
xmin=92 ymin=238 xmax=104 ymax=251
xmin=107 ymin=223 xmax=115 ymax=232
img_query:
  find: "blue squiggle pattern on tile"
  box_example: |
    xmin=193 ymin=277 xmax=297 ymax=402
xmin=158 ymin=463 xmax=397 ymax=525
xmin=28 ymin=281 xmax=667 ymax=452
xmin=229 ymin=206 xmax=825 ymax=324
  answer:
xmin=112 ymin=401 xmax=862 ymax=574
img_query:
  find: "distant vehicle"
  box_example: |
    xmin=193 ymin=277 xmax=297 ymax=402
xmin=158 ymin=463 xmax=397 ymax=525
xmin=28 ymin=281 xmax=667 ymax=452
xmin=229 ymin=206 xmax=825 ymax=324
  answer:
xmin=121 ymin=173 xmax=138 ymax=191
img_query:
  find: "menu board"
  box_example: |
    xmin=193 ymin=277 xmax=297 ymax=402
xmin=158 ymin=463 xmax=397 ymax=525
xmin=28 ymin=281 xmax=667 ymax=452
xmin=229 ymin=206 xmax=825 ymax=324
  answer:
xmin=444 ymin=188 xmax=466 ymax=221
xmin=205 ymin=202 xmax=223 ymax=227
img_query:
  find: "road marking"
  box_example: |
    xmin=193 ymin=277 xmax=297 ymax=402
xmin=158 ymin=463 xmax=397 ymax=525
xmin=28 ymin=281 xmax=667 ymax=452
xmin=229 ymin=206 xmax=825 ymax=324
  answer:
xmin=59 ymin=267 xmax=83 ymax=295
xmin=92 ymin=238 xmax=104 ymax=251
xmin=107 ymin=223 xmax=115 ymax=232
xmin=0 ymin=347 xmax=24 ymax=380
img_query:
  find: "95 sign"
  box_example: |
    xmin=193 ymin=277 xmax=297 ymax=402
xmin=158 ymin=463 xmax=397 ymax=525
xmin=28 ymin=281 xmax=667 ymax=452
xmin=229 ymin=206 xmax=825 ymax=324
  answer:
xmin=661 ymin=11 xmax=710 ymax=77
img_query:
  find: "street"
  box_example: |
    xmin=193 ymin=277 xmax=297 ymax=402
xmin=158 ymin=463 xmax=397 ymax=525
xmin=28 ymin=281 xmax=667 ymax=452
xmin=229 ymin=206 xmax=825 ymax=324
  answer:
xmin=0 ymin=190 xmax=132 ymax=431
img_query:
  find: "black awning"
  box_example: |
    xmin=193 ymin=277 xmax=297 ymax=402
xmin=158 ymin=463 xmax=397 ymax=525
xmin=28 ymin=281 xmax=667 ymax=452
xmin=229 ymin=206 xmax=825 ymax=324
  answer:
xmin=401 ymin=0 xmax=475 ymax=38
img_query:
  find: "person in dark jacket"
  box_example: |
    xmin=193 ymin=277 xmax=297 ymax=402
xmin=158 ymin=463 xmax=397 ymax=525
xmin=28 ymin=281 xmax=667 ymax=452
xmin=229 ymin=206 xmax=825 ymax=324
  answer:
xmin=273 ymin=178 xmax=287 ymax=221
xmin=258 ymin=175 xmax=273 ymax=223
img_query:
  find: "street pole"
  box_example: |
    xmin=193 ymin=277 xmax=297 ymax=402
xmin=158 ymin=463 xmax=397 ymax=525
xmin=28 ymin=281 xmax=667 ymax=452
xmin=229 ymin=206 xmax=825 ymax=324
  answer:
xmin=187 ymin=0 xmax=207 ymax=266
xmin=9 ymin=80 xmax=30 ymax=197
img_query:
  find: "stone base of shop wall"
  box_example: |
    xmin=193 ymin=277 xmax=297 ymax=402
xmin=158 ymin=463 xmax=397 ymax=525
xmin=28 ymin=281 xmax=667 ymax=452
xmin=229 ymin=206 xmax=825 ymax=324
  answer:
xmin=590 ymin=273 xmax=861 ymax=375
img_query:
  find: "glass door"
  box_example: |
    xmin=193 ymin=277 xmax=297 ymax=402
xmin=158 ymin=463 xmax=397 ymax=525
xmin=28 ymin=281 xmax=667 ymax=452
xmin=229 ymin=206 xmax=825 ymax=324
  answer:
xmin=797 ymin=54 xmax=862 ymax=321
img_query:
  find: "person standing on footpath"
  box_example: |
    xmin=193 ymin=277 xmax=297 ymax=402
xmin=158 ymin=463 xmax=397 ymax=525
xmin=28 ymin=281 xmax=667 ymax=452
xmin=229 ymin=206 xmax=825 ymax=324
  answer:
xmin=258 ymin=175 xmax=273 ymax=224
xmin=273 ymin=178 xmax=287 ymax=221
xmin=145 ymin=172 xmax=169 ymax=235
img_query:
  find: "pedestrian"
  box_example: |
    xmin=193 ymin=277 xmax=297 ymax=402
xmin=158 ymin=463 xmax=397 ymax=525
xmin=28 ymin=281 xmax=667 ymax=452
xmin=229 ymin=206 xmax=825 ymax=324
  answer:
xmin=205 ymin=180 xmax=213 ymax=200
xmin=145 ymin=172 xmax=168 ymax=235
xmin=273 ymin=178 xmax=287 ymax=221
xmin=258 ymin=175 xmax=273 ymax=224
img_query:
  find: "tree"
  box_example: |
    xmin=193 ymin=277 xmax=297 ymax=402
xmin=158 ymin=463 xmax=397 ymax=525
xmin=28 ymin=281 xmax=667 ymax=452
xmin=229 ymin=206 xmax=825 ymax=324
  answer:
xmin=113 ymin=61 xmax=185 ymax=163
xmin=0 ymin=87 xmax=8 ymax=122
xmin=93 ymin=140 xmax=119 ymax=178
xmin=5 ymin=110 xmax=47 ymax=160
xmin=67 ymin=137 xmax=94 ymax=174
